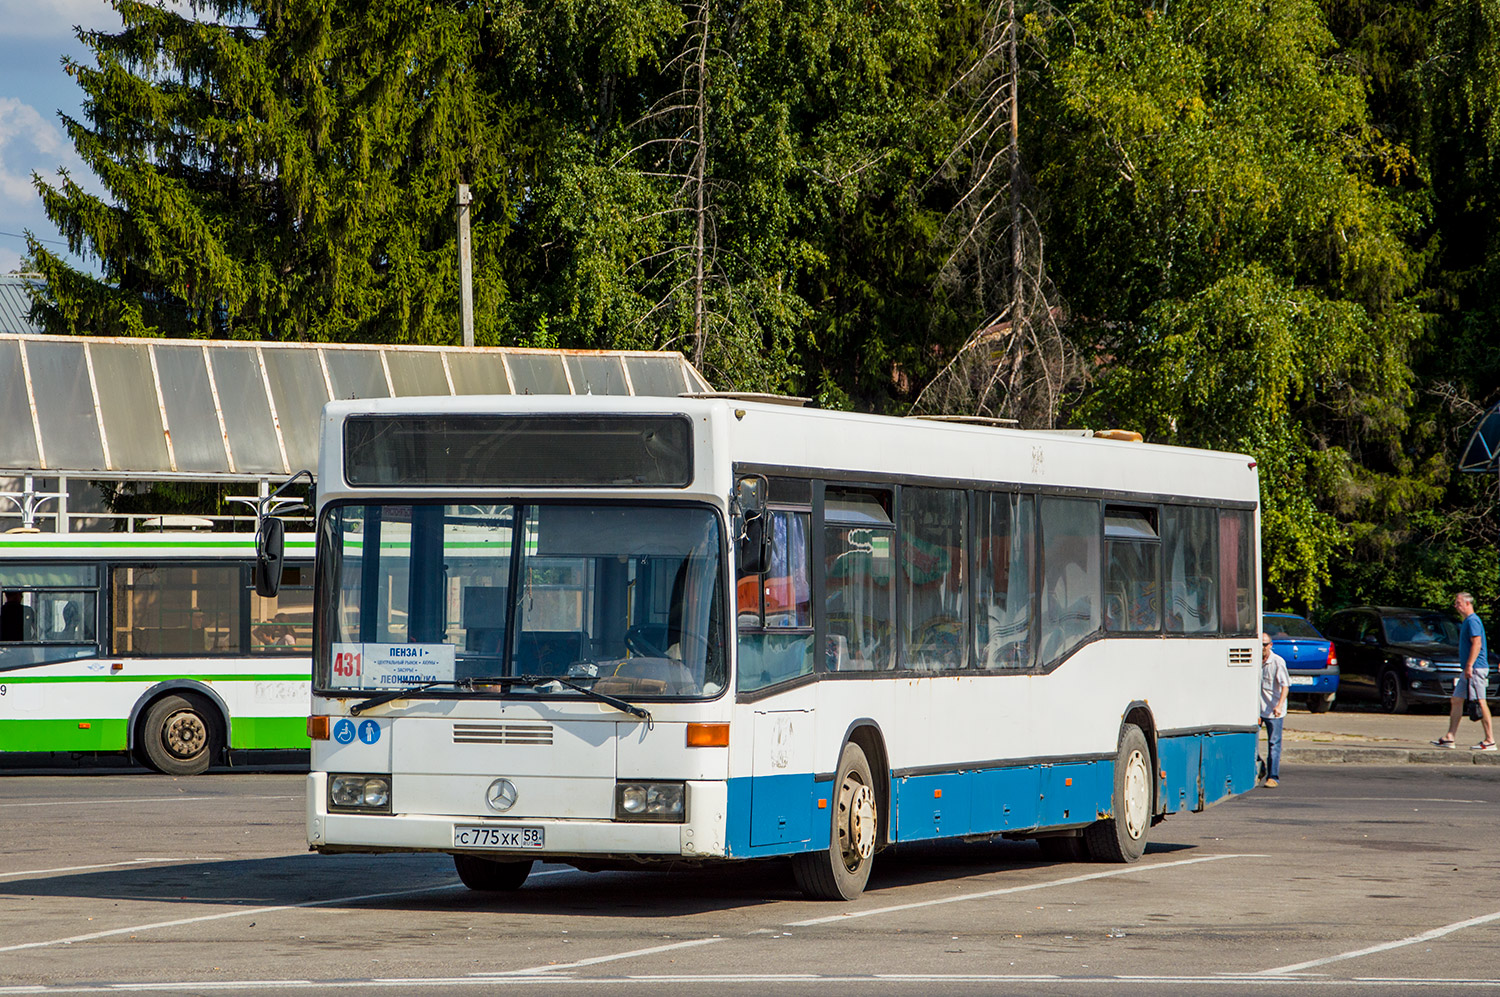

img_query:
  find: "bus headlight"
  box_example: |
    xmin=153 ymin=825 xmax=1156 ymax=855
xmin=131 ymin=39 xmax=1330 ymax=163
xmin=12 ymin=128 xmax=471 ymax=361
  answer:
xmin=329 ymin=773 xmax=392 ymax=813
xmin=615 ymin=782 xmax=686 ymax=822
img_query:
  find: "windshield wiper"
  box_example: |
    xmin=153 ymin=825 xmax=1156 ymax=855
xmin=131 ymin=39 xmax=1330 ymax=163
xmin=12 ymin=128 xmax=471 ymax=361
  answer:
xmin=491 ymin=674 xmax=653 ymax=726
xmin=349 ymin=678 xmax=474 ymax=716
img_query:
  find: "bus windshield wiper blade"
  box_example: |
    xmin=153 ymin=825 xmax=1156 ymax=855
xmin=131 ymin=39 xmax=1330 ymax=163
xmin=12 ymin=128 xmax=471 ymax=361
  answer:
xmin=504 ymin=674 xmax=653 ymax=726
xmin=349 ymin=678 xmax=474 ymax=716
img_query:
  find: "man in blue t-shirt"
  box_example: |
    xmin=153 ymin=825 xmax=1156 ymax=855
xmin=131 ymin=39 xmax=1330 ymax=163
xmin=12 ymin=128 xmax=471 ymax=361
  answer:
xmin=1434 ymin=592 xmax=1494 ymax=749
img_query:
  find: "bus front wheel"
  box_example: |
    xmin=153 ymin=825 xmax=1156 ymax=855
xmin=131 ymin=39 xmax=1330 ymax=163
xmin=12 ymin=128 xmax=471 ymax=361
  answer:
xmin=793 ymin=741 xmax=878 ymax=901
xmin=1083 ymin=723 xmax=1151 ymax=863
xmin=453 ymin=854 xmax=533 ymax=891
xmin=139 ymin=694 xmax=220 ymax=776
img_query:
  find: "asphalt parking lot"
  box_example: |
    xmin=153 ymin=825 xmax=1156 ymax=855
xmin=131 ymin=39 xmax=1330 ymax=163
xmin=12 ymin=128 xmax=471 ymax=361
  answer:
xmin=2 ymin=758 xmax=1499 ymax=995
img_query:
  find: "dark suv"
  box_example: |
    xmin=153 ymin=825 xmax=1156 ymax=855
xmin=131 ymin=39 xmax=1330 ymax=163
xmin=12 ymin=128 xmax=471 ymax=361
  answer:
xmin=1323 ymin=606 xmax=1500 ymax=712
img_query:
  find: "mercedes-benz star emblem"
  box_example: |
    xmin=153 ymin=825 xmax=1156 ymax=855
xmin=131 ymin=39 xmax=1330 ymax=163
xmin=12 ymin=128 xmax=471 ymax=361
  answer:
xmin=486 ymin=778 xmax=518 ymax=812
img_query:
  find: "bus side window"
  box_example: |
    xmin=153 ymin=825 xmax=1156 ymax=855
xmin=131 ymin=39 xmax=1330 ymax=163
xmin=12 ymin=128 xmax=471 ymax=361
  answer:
xmin=1039 ymin=498 xmax=1101 ymax=666
xmin=736 ymin=510 xmax=813 ymax=692
xmin=1163 ymin=506 xmax=1219 ymax=634
xmin=974 ymin=492 xmax=1033 ymax=670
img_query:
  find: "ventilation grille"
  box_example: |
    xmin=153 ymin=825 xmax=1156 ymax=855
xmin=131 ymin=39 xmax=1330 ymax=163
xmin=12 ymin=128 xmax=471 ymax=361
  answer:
xmin=453 ymin=723 xmax=554 ymax=745
xmin=1228 ymin=647 xmax=1254 ymax=666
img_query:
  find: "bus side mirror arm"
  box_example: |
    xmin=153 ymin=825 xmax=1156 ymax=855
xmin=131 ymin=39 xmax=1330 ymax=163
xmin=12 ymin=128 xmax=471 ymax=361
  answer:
xmin=254 ymin=470 xmax=313 ymax=598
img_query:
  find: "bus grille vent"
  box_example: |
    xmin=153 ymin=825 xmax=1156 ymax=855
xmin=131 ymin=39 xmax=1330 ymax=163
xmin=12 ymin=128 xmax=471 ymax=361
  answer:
xmin=1228 ymin=647 xmax=1254 ymax=665
xmin=452 ymin=723 xmax=554 ymax=745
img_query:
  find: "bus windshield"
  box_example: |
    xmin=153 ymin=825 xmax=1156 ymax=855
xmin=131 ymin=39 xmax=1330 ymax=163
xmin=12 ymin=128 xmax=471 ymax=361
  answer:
xmin=317 ymin=503 xmax=726 ymax=699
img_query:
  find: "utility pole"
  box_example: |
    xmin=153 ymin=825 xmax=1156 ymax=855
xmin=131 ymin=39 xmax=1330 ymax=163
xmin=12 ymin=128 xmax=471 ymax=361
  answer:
xmin=457 ymin=182 xmax=474 ymax=348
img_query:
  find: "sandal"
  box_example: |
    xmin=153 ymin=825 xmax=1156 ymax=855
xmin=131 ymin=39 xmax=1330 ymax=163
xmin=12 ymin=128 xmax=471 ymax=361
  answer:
xmin=1476 ymin=740 xmax=1497 ymax=751
xmin=1432 ymin=736 xmax=1456 ymax=747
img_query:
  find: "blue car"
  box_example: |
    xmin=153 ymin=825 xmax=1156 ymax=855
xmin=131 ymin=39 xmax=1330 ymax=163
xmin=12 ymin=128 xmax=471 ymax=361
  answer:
xmin=1265 ymin=612 xmax=1339 ymax=713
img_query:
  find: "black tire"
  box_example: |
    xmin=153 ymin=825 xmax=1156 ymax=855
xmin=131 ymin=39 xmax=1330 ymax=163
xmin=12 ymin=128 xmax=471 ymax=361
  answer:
xmin=1378 ymin=669 xmax=1408 ymax=714
xmin=1036 ymin=835 xmax=1088 ymax=861
xmin=138 ymin=694 xmax=220 ymax=775
xmin=792 ymin=741 xmax=878 ymax=900
xmin=1084 ymin=724 xmax=1151 ymax=863
xmin=453 ymin=854 xmax=533 ymax=891
xmin=1308 ymin=693 xmax=1334 ymax=714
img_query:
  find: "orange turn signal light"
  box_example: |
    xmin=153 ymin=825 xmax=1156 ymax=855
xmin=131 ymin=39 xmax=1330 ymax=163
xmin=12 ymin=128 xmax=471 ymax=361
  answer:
xmin=685 ymin=722 xmax=729 ymax=748
xmin=307 ymin=716 xmax=331 ymax=740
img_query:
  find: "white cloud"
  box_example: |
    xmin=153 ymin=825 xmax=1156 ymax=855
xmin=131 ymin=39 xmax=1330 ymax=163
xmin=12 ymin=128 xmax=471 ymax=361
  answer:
xmin=0 ymin=96 xmax=71 ymax=203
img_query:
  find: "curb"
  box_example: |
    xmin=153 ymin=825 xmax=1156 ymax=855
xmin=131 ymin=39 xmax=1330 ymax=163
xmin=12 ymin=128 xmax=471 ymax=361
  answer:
xmin=1284 ymin=746 xmax=1500 ymax=765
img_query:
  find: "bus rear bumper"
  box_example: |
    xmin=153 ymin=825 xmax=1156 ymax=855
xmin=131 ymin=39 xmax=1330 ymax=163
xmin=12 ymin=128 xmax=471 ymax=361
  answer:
xmin=306 ymin=772 xmax=728 ymax=859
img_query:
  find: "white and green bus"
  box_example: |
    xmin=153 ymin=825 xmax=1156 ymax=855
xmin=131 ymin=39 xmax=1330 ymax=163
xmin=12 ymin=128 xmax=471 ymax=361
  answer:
xmin=0 ymin=531 xmax=315 ymax=774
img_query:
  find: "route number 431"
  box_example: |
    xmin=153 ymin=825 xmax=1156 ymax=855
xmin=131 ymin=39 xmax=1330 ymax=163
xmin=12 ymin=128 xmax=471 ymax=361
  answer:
xmin=333 ymin=651 xmax=362 ymax=679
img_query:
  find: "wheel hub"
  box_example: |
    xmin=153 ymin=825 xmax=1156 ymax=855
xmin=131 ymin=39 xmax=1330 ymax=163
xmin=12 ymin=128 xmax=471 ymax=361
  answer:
xmin=1122 ymin=748 xmax=1149 ymax=840
xmin=164 ymin=711 xmax=207 ymax=759
xmin=838 ymin=777 xmax=876 ymax=869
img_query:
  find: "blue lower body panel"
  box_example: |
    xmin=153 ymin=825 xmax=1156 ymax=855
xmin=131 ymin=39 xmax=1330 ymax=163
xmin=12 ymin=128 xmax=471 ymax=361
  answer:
xmin=724 ymin=729 xmax=1257 ymax=857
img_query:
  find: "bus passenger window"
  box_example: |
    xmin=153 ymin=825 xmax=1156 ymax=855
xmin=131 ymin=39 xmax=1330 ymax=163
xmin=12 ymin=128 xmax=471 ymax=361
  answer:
xmin=1104 ymin=506 xmax=1161 ymax=633
xmin=1163 ymin=506 xmax=1218 ymax=634
xmin=1039 ymin=498 xmax=1101 ymax=666
xmin=975 ymin=493 xmax=1033 ymax=670
xmin=900 ymin=488 xmax=966 ymax=670
xmin=824 ymin=490 xmax=895 ymax=672
xmin=1218 ymin=509 xmax=1255 ymax=635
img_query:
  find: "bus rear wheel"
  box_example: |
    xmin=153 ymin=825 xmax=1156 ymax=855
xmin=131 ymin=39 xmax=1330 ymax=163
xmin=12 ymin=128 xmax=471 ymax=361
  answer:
xmin=793 ymin=741 xmax=878 ymax=900
xmin=139 ymin=693 xmax=220 ymax=776
xmin=1083 ymin=723 xmax=1151 ymax=863
xmin=453 ymin=854 xmax=533 ymax=891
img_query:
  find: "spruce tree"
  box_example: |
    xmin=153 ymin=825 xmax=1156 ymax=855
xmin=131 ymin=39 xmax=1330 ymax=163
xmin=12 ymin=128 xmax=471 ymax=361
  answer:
xmin=28 ymin=0 xmax=512 ymax=343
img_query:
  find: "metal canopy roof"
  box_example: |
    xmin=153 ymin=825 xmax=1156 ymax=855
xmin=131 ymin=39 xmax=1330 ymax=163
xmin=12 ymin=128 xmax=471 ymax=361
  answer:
xmin=1459 ymin=401 xmax=1500 ymax=473
xmin=0 ymin=334 xmax=711 ymax=481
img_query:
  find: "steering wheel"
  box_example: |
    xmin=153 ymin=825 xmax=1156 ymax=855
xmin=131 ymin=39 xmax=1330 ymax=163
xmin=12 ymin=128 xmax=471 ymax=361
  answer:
xmin=625 ymin=626 xmax=670 ymax=658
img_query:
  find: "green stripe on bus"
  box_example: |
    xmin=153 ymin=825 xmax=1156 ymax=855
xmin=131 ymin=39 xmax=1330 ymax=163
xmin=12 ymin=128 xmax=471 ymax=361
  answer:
xmin=0 ymin=718 xmax=128 ymax=753
xmin=230 ymin=715 xmax=311 ymax=750
xmin=0 ymin=673 xmax=308 ymax=685
xmin=0 ymin=540 xmax=314 ymax=550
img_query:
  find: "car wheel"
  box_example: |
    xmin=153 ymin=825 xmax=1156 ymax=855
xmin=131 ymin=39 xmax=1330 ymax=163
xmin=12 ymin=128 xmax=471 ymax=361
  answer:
xmin=1083 ymin=724 xmax=1151 ymax=863
xmin=1308 ymin=693 xmax=1334 ymax=714
xmin=138 ymin=693 xmax=220 ymax=775
xmin=1378 ymin=669 xmax=1408 ymax=714
xmin=792 ymin=741 xmax=878 ymax=900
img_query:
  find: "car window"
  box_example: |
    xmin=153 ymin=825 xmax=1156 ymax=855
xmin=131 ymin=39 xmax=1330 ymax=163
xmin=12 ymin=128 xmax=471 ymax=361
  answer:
xmin=1381 ymin=611 xmax=1458 ymax=645
xmin=1267 ymin=615 xmax=1322 ymax=639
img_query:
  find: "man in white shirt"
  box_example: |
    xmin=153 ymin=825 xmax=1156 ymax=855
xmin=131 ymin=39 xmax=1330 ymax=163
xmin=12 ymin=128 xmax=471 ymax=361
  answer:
xmin=1260 ymin=631 xmax=1289 ymax=788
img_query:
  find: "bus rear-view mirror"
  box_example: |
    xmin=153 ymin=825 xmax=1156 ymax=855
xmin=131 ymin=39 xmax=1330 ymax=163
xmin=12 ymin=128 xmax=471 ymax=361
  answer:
xmin=254 ymin=516 xmax=286 ymax=598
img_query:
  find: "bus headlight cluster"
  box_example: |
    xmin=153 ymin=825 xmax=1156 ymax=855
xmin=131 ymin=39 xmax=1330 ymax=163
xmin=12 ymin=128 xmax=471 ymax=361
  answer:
xmin=615 ymin=782 xmax=686 ymax=822
xmin=329 ymin=773 xmax=392 ymax=813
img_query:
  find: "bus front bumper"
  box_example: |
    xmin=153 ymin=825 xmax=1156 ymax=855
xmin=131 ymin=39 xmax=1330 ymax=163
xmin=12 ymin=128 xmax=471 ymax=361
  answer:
xmin=306 ymin=772 xmax=728 ymax=859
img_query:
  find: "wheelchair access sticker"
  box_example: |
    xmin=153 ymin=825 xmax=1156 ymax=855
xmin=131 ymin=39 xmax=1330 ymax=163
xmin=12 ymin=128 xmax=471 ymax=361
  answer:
xmin=333 ymin=718 xmax=356 ymax=744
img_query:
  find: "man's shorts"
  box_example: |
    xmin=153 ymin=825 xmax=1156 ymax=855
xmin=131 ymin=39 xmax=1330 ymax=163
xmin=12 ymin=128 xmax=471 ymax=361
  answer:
xmin=1453 ymin=671 xmax=1489 ymax=700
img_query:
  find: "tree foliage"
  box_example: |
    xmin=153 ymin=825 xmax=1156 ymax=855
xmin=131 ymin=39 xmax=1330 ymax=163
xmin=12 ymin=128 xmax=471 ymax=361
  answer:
xmin=25 ymin=0 xmax=1500 ymax=614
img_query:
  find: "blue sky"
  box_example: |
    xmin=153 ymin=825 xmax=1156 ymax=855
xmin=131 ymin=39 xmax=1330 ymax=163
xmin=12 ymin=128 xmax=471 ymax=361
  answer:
xmin=0 ymin=0 xmax=121 ymax=274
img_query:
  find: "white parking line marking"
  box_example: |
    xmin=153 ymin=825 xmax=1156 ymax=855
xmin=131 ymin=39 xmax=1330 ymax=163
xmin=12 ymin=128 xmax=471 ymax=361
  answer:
xmin=1259 ymin=907 xmax=1500 ymax=975
xmin=786 ymin=853 xmax=1263 ymax=927
xmin=0 ymin=796 xmax=299 ymax=809
xmin=0 ymin=884 xmax=465 ymax=954
xmin=0 ymin=867 xmax=586 ymax=955
xmin=470 ymin=937 xmax=724 ymax=976
xmin=0 ymin=858 xmax=224 ymax=880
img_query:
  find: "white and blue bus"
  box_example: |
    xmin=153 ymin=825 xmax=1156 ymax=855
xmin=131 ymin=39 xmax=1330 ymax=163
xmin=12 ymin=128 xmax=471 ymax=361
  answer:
xmin=292 ymin=395 xmax=1260 ymax=899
